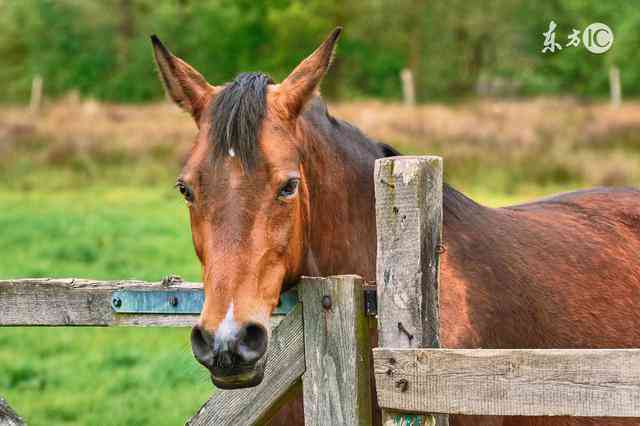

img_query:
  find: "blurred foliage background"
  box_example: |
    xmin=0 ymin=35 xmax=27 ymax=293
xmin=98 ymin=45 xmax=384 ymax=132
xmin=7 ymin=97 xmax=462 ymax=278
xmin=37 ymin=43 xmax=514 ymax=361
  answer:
xmin=2 ymin=0 xmax=640 ymax=102
xmin=0 ymin=0 xmax=639 ymax=425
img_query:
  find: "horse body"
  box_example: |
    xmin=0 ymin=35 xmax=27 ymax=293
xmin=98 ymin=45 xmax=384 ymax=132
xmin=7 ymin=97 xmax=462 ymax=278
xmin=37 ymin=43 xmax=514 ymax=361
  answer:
xmin=441 ymin=186 xmax=640 ymax=351
xmin=272 ymin=105 xmax=640 ymax=426
xmin=151 ymin=28 xmax=640 ymax=425
xmin=441 ymin=188 xmax=640 ymax=426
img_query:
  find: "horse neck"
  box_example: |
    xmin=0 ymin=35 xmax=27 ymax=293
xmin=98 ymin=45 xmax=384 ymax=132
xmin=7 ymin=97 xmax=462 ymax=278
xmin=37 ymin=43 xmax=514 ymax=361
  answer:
xmin=296 ymin=101 xmax=488 ymax=283
xmin=297 ymin=107 xmax=379 ymax=281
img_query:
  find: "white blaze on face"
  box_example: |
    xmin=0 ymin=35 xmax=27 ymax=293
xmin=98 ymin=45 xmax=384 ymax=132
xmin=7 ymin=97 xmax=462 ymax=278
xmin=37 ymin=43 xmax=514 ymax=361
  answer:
xmin=214 ymin=302 xmax=238 ymax=351
xmin=228 ymin=147 xmax=236 ymax=157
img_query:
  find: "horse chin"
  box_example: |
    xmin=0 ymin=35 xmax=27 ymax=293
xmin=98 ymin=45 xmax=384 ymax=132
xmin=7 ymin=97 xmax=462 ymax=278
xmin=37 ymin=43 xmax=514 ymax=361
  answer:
xmin=210 ymin=363 xmax=266 ymax=389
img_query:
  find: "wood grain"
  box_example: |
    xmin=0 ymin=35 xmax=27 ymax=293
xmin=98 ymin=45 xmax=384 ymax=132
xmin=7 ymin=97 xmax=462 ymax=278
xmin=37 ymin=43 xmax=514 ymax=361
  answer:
xmin=0 ymin=397 xmax=24 ymax=426
xmin=0 ymin=278 xmax=200 ymax=326
xmin=300 ymin=276 xmax=373 ymax=426
xmin=374 ymin=156 xmax=443 ymax=349
xmin=0 ymin=278 xmax=273 ymax=328
xmin=374 ymin=156 xmax=448 ymax=426
xmin=187 ymin=304 xmax=305 ymax=425
xmin=374 ymin=348 xmax=640 ymax=417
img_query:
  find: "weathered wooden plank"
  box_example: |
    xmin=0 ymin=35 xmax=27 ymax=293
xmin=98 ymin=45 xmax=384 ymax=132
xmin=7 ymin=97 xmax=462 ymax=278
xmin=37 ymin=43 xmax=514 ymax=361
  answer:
xmin=374 ymin=156 xmax=443 ymax=349
xmin=0 ymin=278 xmax=200 ymax=327
xmin=187 ymin=304 xmax=305 ymax=425
xmin=300 ymin=276 xmax=373 ymax=426
xmin=374 ymin=156 xmax=448 ymax=426
xmin=0 ymin=278 xmax=284 ymax=328
xmin=0 ymin=397 xmax=24 ymax=426
xmin=374 ymin=348 xmax=640 ymax=417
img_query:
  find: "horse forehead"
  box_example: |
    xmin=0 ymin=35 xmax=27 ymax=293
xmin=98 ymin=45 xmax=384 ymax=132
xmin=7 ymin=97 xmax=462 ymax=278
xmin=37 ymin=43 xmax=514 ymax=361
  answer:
xmin=182 ymin=130 xmax=212 ymax=177
xmin=259 ymin=125 xmax=299 ymax=167
xmin=261 ymin=90 xmax=299 ymax=161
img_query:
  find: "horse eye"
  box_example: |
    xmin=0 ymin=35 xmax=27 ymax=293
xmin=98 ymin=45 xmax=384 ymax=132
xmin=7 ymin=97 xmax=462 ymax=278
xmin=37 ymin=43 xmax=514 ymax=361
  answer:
xmin=278 ymin=178 xmax=299 ymax=199
xmin=176 ymin=181 xmax=194 ymax=203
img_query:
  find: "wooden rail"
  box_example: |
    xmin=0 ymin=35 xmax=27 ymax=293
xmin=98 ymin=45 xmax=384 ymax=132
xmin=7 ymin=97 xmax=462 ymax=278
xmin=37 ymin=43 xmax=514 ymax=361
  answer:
xmin=0 ymin=278 xmax=200 ymax=326
xmin=0 ymin=278 xmax=277 ymax=328
xmin=374 ymin=348 xmax=640 ymax=417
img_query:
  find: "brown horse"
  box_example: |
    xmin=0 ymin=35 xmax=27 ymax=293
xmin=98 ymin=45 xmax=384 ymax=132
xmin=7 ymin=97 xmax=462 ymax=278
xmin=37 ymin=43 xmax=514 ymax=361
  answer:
xmin=151 ymin=28 xmax=640 ymax=426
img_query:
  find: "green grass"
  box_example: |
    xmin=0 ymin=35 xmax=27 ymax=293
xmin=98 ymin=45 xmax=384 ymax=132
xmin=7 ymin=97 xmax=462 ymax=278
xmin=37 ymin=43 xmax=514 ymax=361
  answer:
xmin=0 ymin=183 xmax=212 ymax=426
xmin=0 ymin=170 xmax=570 ymax=425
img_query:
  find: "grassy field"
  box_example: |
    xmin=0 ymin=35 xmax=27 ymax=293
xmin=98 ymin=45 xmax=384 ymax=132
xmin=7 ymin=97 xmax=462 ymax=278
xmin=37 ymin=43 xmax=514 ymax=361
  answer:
xmin=0 ymin=98 xmax=638 ymax=424
xmin=0 ymin=185 xmax=213 ymax=425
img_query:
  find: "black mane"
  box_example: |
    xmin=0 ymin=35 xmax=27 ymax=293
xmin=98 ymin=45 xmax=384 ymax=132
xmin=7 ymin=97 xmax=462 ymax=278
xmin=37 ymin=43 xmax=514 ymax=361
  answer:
xmin=210 ymin=72 xmax=273 ymax=170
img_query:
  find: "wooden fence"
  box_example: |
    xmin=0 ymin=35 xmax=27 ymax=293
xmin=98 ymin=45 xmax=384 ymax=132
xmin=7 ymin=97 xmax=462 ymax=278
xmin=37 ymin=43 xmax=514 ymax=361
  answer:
xmin=2 ymin=155 xmax=640 ymax=425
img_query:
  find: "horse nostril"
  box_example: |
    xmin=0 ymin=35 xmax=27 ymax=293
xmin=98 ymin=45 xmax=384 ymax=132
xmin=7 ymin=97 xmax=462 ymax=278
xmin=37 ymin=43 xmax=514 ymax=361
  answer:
xmin=190 ymin=325 xmax=214 ymax=368
xmin=237 ymin=322 xmax=268 ymax=363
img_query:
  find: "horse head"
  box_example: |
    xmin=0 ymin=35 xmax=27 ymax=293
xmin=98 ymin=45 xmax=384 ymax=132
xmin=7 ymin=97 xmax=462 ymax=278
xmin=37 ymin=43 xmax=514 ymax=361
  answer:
xmin=151 ymin=28 xmax=342 ymax=389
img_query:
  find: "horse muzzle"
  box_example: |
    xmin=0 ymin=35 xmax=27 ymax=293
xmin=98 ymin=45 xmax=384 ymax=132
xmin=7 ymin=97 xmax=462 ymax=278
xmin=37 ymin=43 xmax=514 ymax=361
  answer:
xmin=191 ymin=323 xmax=269 ymax=389
xmin=210 ymin=360 xmax=266 ymax=389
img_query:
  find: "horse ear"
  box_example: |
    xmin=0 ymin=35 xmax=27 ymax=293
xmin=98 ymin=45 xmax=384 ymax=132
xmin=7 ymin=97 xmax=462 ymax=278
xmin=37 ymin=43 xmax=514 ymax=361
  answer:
xmin=151 ymin=35 xmax=214 ymax=122
xmin=279 ymin=27 xmax=342 ymax=118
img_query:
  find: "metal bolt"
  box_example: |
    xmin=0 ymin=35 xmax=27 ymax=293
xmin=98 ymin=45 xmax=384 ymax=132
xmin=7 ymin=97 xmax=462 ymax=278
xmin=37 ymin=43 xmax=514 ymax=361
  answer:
xmin=169 ymin=296 xmax=179 ymax=307
xmin=321 ymin=295 xmax=332 ymax=310
xmin=112 ymin=297 xmax=122 ymax=308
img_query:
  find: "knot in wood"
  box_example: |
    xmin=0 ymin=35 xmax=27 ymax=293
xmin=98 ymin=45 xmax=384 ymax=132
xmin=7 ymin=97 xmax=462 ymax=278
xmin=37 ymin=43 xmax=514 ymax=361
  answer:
xmin=161 ymin=274 xmax=183 ymax=287
xmin=397 ymin=321 xmax=414 ymax=342
xmin=395 ymin=379 xmax=409 ymax=393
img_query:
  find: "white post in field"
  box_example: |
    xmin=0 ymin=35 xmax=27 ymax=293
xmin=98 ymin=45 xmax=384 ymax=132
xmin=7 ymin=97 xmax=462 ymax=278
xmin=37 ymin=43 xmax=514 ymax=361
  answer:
xmin=29 ymin=75 xmax=43 ymax=115
xmin=609 ymin=66 xmax=621 ymax=108
xmin=401 ymin=69 xmax=416 ymax=107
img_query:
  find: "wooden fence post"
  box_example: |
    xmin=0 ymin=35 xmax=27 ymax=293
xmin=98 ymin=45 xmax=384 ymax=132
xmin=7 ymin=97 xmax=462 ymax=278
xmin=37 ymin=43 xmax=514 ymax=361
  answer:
xmin=29 ymin=75 xmax=43 ymax=115
xmin=401 ymin=69 xmax=416 ymax=107
xmin=374 ymin=156 xmax=448 ymax=426
xmin=609 ymin=65 xmax=622 ymax=108
xmin=0 ymin=397 xmax=24 ymax=426
xmin=300 ymin=276 xmax=373 ymax=426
